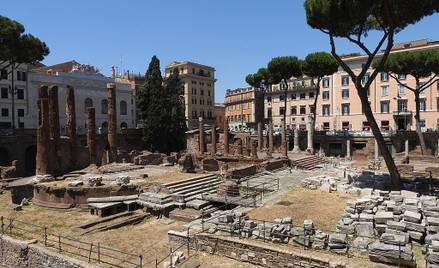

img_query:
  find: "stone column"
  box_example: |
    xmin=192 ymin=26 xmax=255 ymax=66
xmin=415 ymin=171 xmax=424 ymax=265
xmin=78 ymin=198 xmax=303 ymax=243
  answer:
xmin=251 ymin=140 xmax=258 ymax=159
xmin=281 ymin=123 xmax=287 ymax=157
xmin=49 ymin=85 xmax=61 ymax=170
xmin=293 ymin=129 xmax=300 ymax=153
xmin=346 ymin=139 xmax=351 ymax=160
xmin=199 ymin=117 xmax=204 ymax=154
xmin=269 ymin=119 xmax=274 ymax=152
xmin=257 ymin=122 xmax=263 ymax=151
xmin=235 ymin=139 xmax=243 ymax=155
xmin=107 ymin=83 xmax=118 ymax=163
xmin=405 ymin=139 xmax=409 ymax=157
xmin=37 ymin=85 xmax=50 ymax=175
xmin=87 ymin=107 xmax=97 ymax=164
xmin=307 ymin=118 xmax=313 ymax=154
xmin=211 ymin=125 xmax=217 ymax=155
xmin=224 ymin=120 xmax=229 ymax=155
xmin=66 ymin=85 xmax=77 ymax=167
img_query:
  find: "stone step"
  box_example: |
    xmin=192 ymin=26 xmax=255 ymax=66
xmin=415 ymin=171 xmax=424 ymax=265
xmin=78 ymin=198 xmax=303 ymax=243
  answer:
xmin=171 ymin=186 xmax=218 ymax=203
xmin=171 ymin=179 xmax=222 ymax=196
xmin=164 ymin=174 xmax=217 ymax=189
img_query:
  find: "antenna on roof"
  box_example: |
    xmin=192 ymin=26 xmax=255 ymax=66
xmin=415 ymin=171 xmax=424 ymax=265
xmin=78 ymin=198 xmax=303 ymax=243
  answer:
xmin=120 ymin=55 xmax=123 ymax=77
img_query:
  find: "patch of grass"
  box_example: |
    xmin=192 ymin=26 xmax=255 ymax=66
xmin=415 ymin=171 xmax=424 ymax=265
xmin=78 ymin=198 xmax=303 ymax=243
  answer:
xmin=275 ymin=200 xmax=294 ymax=206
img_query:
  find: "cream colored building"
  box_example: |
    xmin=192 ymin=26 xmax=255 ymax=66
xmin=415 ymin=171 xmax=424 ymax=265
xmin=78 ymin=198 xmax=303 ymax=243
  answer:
xmin=29 ymin=61 xmax=135 ymax=133
xmin=165 ymin=61 xmax=216 ymax=129
xmin=316 ymin=39 xmax=439 ymax=133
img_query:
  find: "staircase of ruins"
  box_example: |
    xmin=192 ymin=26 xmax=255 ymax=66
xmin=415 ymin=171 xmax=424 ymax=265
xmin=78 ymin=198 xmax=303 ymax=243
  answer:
xmin=164 ymin=174 xmax=223 ymax=203
xmin=290 ymin=155 xmax=328 ymax=170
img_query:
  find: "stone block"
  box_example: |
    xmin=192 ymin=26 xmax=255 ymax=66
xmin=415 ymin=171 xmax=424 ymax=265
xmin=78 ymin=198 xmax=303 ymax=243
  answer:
xmin=318 ymin=183 xmax=331 ymax=193
xmin=403 ymin=220 xmax=425 ymax=233
xmin=387 ymin=220 xmax=406 ymax=231
xmin=374 ymin=211 xmax=394 ymax=224
xmin=404 ymin=211 xmax=422 ymax=223
xmin=359 ymin=213 xmax=374 ymax=222
xmin=355 ymin=222 xmax=375 ymax=237
xmin=67 ymin=181 xmax=83 ymax=187
xmin=428 ymin=217 xmax=439 ymax=226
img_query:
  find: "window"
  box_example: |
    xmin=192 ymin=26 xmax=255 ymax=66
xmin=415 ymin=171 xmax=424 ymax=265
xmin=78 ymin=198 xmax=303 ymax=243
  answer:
xmin=341 ymin=75 xmax=349 ymax=86
xmin=419 ymin=81 xmax=425 ymax=89
xmin=1 ymin=108 xmax=8 ymax=117
xmin=310 ymin=105 xmax=315 ymax=114
xmin=398 ymin=84 xmax=406 ymax=95
xmin=120 ymin=122 xmax=127 ymax=129
xmin=398 ymin=100 xmax=407 ymax=113
xmin=342 ymin=103 xmax=350 ymax=115
xmin=322 ymin=78 xmax=329 ymax=88
xmin=322 ymin=105 xmax=330 ymax=116
xmin=437 ymin=98 xmax=439 ymax=111
xmin=199 ymin=82 xmax=204 ymax=86
xmin=291 ymin=106 xmax=297 ymax=115
xmin=192 ymin=68 xmax=195 ymax=74
xmin=84 ymin=98 xmax=93 ymax=112
xmin=420 ymin=98 xmax=426 ymax=111
xmin=342 ymin=122 xmax=350 ymax=130
xmin=381 ymin=101 xmax=389 ymax=113
xmin=192 ymin=98 xmax=196 ymax=105
xmin=191 ymin=80 xmax=196 ymax=85
xmin=279 ymin=107 xmax=285 ymax=115
xmin=16 ymin=71 xmax=27 ymax=81
xmin=1 ymin=70 xmax=7 ymax=80
xmin=309 ymin=92 xmax=315 ymax=99
xmin=16 ymin=88 xmax=24 ymax=99
xmin=291 ymin=93 xmax=296 ymax=100
xmin=362 ymin=72 xmax=370 ymax=83
xmin=300 ymin=93 xmax=306 ymax=99
xmin=207 ymin=110 xmax=212 ymax=119
xmin=380 ymin=85 xmax=389 ymax=96
xmin=362 ymin=121 xmax=370 ymax=131
xmin=1 ymin=87 xmax=8 ymax=99
xmin=381 ymin=120 xmax=390 ymax=130
xmin=192 ymin=109 xmax=197 ymax=118
xmin=381 ymin=72 xmax=389 ymax=82
xmin=200 ymin=89 xmax=204 ymax=95
xmin=17 ymin=109 xmax=24 ymax=117
xmin=322 ymin=91 xmax=329 ymax=100
xmin=207 ymin=99 xmax=212 ymax=106
xmin=267 ymin=108 xmax=272 ymax=118
xmin=192 ymin=88 xmax=197 ymax=94
xmin=342 ymin=88 xmax=349 ymax=99
xmin=207 ymin=83 xmax=212 ymax=87
xmin=267 ymin=96 xmax=272 ymax=102
xmin=200 ymin=98 xmax=204 ymax=105
xmin=323 ymin=122 xmax=330 ymax=130
xmin=101 ymin=99 xmax=108 ymax=114
xmin=208 ymin=91 xmax=211 ymax=96
xmin=398 ymin=74 xmax=407 ymax=80
xmin=120 ymin=100 xmax=127 ymax=115
xmin=300 ymin=106 xmax=306 ymax=115
xmin=280 ymin=95 xmax=285 ymax=101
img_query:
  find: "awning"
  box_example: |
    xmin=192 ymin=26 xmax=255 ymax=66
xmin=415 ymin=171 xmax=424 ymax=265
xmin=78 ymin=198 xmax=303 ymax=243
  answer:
xmin=299 ymin=126 xmax=307 ymax=129
xmin=323 ymin=126 xmax=330 ymax=129
xmin=381 ymin=125 xmax=389 ymax=128
xmin=342 ymin=126 xmax=349 ymax=129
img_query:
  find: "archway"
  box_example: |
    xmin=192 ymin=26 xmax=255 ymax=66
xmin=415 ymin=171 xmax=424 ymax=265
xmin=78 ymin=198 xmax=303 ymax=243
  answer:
xmin=0 ymin=147 xmax=9 ymax=166
xmin=25 ymin=145 xmax=36 ymax=174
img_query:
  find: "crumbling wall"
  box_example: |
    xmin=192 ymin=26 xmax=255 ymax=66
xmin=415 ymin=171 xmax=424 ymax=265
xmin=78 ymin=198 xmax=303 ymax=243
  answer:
xmin=0 ymin=235 xmax=99 ymax=268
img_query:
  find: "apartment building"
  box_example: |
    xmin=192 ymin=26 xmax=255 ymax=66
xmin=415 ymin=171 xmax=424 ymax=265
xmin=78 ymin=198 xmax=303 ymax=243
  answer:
xmin=264 ymin=39 xmax=439 ymax=133
xmin=264 ymin=77 xmax=317 ymax=131
xmin=165 ymin=61 xmax=216 ymax=129
xmin=225 ymin=87 xmax=264 ymax=131
xmin=0 ymin=62 xmax=31 ymax=133
xmin=215 ymin=103 xmax=225 ymax=129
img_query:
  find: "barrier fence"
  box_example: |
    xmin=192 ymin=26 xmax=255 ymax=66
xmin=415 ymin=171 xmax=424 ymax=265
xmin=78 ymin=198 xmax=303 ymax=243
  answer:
xmin=0 ymin=216 xmax=142 ymax=268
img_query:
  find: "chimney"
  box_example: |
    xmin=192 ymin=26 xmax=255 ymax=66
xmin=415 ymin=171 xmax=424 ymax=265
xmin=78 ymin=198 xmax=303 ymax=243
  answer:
xmin=126 ymin=70 xmax=130 ymax=79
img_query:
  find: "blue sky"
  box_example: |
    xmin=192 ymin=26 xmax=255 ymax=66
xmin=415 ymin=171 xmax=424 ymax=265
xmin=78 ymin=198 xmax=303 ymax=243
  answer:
xmin=3 ymin=1 xmax=439 ymax=103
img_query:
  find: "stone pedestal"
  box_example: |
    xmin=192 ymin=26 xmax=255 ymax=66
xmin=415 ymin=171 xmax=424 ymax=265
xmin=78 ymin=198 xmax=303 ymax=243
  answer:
xmin=107 ymin=83 xmax=118 ymax=163
xmin=346 ymin=139 xmax=351 ymax=160
xmin=251 ymin=140 xmax=258 ymax=159
xmin=66 ymin=85 xmax=77 ymax=167
xmin=235 ymin=139 xmax=243 ymax=156
xmin=86 ymin=107 xmax=97 ymax=164
xmin=37 ymin=85 xmax=50 ymax=175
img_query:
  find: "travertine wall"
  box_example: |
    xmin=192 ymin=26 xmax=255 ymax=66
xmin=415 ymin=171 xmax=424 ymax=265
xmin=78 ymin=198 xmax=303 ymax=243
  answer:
xmin=0 ymin=235 xmax=99 ymax=268
xmin=168 ymin=231 xmax=346 ymax=268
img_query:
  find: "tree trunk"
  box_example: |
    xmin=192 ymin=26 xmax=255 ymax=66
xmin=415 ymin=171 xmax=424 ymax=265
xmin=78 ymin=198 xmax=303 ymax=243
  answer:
xmin=282 ymin=81 xmax=288 ymax=157
xmin=308 ymin=79 xmax=320 ymax=154
xmin=359 ymin=87 xmax=402 ymax=189
xmin=414 ymin=91 xmax=427 ymax=155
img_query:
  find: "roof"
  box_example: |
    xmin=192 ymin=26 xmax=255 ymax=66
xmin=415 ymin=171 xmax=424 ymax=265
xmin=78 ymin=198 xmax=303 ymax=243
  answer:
xmin=31 ymin=60 xmax=80 ymax=74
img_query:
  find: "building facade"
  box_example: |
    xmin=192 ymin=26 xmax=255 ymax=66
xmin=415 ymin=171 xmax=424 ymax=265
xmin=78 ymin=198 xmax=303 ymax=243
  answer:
xmin=215 ymin=103 xmax=225 ymax=129
xmin=225 ymin=87 xmax=264 ymax=131
xmin=262 ymin=39 xmax=439 ymax=134
xmin=0 ymin=62 xmax=31 ymax=133
xmin=29 ymin=61 xmax=135 ymax=133
xmin=165 ymin=61 xmax=216 ymax=129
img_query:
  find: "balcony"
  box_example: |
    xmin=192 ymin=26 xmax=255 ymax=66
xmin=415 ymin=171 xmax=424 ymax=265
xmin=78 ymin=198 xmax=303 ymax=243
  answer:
xmin=392 ymin=110 xmax=412 ymax=116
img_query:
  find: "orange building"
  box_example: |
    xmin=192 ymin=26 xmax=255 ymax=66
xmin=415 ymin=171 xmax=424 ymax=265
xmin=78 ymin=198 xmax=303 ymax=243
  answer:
xmin=225 ymin=87 xmax=263 ymax=131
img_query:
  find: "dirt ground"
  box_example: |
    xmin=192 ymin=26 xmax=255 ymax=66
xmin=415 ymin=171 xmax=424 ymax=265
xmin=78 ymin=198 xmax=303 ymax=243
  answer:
xmin=0 ymin=161 xmax=429 ymax=268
